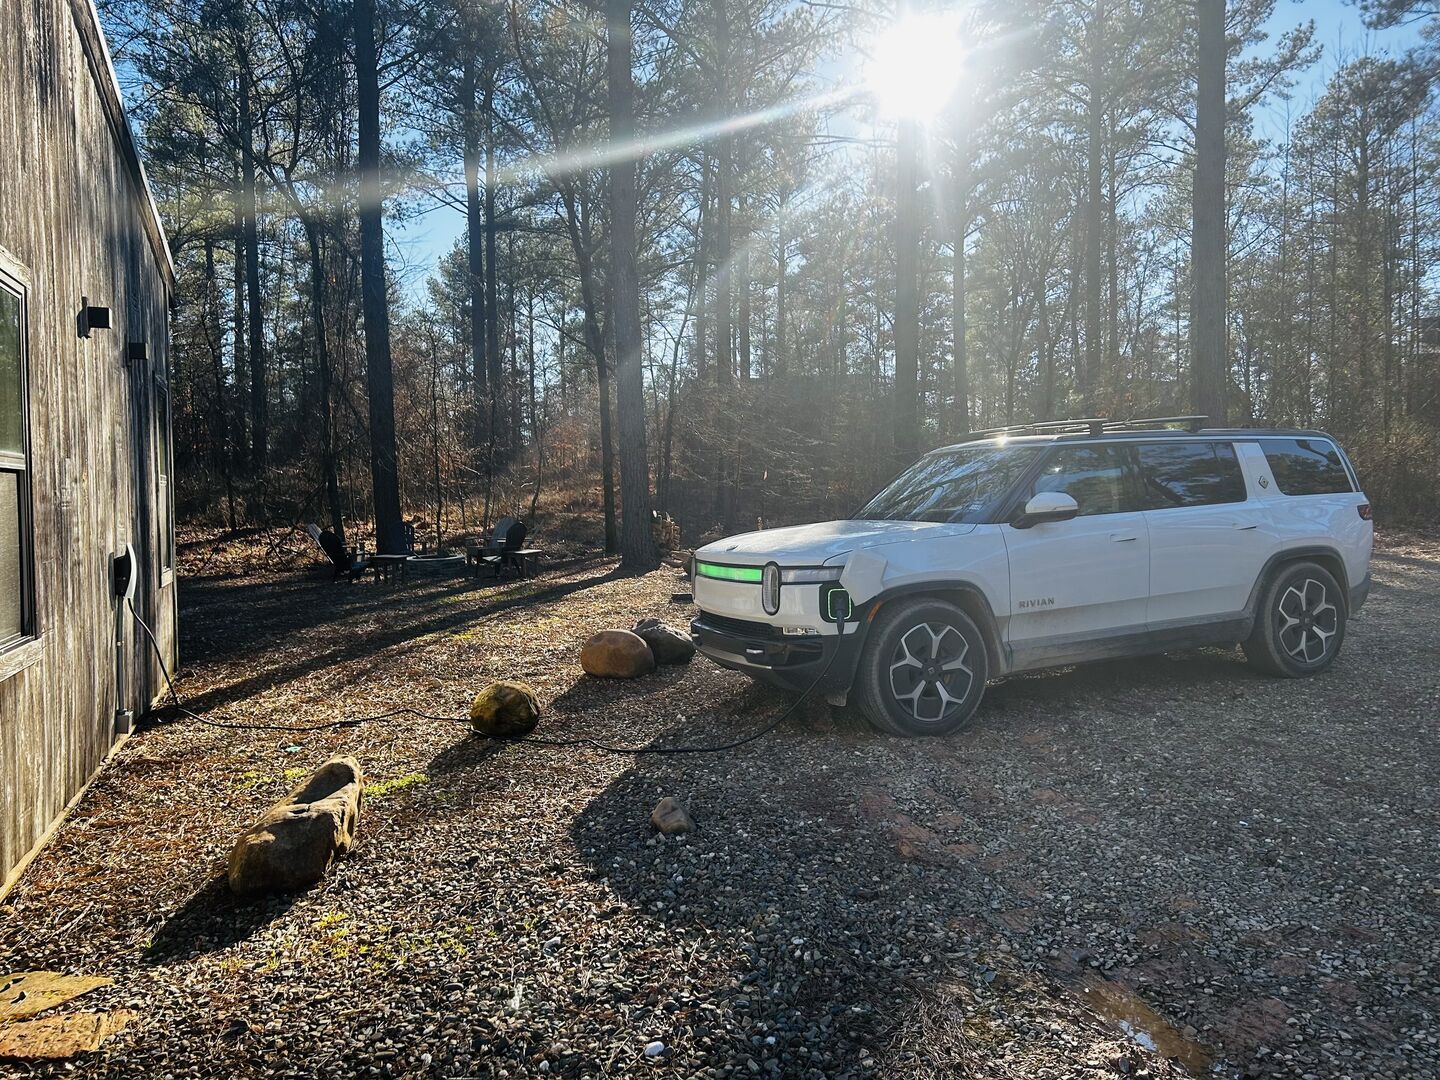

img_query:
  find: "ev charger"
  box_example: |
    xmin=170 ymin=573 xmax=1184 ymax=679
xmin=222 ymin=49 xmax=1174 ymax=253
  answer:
xmin=112 ymin=543 xmax=137 ymax=733
xmin=111 ymin=542 xmax=137 ymax=601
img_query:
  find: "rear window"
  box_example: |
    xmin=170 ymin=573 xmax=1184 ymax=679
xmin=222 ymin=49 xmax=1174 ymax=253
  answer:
xmin=1137 ymin=442 xmax=1246 ymax=508
xmin=1258 ymin=438 xmax=1353 ymax=495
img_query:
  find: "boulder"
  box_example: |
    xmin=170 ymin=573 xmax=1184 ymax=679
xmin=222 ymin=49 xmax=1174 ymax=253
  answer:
xmin=469 ymin=681 xmax=540 ymax=738
xmin=227 ymin=757 xmax=363 ymax=896
xmin=580 ymin=630 xmax=656 ymax=679
xmin=631 ymin=618 xmax=696 ymax=665
xmin=650 ymin=796 xmax=694 ymax=835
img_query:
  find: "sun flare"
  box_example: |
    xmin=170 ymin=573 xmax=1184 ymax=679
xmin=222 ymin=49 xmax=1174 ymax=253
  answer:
xmin=867 ymin=12 xmax=968 ymax=122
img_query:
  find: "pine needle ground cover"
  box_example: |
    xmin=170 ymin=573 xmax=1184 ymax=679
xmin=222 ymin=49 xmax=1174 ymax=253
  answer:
xmin=1 ymin=530 xmax=1436 ymax=1078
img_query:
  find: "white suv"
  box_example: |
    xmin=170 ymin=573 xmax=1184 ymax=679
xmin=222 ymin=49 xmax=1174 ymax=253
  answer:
xmin=690 ymin=419 xmax=1373 ymax=736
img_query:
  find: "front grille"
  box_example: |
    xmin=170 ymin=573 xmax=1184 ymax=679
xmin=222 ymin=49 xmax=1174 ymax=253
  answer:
xmin=696 ymin=613 xmax=777 ymax=639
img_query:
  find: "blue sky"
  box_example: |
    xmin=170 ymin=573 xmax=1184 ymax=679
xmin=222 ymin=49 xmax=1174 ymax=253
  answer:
xmin=385 ymin=0 xmax=1427 ymax=296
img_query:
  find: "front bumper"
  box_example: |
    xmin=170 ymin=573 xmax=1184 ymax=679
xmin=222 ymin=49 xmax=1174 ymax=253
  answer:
xmin=690 ymin=613 xmax=861 ymax=695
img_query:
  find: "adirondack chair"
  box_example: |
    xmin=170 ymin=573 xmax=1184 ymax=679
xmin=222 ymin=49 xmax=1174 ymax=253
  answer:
xmin=466 ymin=517 xmax=512 ymax=567
xmin=307 ymin=523 xmax=369 ymax=582
xmin=474 ymin=520 xmax=531 ymax=579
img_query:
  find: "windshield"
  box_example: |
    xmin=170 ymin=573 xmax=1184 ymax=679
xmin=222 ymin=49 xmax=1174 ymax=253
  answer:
xmin=855 ymin=445 xmax=1040 ymax=523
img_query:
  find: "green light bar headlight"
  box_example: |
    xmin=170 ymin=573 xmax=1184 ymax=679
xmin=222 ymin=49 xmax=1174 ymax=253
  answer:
xmin=695 ymin=561 xmax=764 ymax=583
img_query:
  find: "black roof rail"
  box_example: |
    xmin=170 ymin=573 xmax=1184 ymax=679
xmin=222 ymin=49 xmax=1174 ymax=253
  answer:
xmin=1100 ymin=415 xmax=1208 ymax=433
xmin=964 ymin=417 xmax=1108 ymax=439
xmin=963 ymin=414 xmax=1207 ymax=440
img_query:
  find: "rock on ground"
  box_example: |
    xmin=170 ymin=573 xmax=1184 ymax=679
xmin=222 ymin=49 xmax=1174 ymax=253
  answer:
xmin=631 ymin=618 xmax=696 ymax=664
xmin=469 ymin=681 xmax=540 ymax=738
xmin=580 ymin=629 xmax=656 ymax=678
xmin=227 ymin=756 xmax=363 ymax=895
xmin=650 ymin=796 xmax=694 ymax=834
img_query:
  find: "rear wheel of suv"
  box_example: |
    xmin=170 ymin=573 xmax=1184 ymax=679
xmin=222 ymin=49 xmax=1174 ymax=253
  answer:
xmin=1243 ymin=561 xmax=1347 ymax=677
xmin=855 ymin=598 xmax=988 ymax=736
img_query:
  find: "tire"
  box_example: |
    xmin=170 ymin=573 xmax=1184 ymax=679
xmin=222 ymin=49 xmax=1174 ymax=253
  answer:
xmin=854 ymin=598 xmax=989 ymax=736
xmin=1243 ymin=560 xmax=1347 ymax=677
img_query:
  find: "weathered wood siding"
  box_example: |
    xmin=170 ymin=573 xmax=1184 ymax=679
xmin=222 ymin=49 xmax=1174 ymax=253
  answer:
xmin=0 ymin=0 xmax=177 ymax=895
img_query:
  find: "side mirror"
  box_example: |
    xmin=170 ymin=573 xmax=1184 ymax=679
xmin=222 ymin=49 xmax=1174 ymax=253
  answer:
xmin=1011 ymin=491 xmax=1079 ymax=529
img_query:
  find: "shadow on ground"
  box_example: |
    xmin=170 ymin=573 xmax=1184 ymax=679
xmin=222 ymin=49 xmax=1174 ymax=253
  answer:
xmin=564 ymin=640 xmax=1415 ymax=1077
xmin=144 ymin=877 xmax=300 ymax=962
xmin=172 ymin=560 xmax=625 ymax=715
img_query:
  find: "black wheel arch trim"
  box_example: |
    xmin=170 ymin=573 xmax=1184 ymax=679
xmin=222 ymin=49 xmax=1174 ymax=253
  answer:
xmin=1245 ymin=545 xmax=1351 ymax=619
xmin=841 ymin=581 xmax=1005 ymax=685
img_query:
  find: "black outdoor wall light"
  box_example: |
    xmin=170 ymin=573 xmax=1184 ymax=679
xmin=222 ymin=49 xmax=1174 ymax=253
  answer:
xmin=78 ymin=297 xmax=111 ymax=338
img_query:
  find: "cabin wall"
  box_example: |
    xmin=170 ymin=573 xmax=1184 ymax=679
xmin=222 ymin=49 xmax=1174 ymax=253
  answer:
xmin=0 ymin=0 xmax=176 ymax=895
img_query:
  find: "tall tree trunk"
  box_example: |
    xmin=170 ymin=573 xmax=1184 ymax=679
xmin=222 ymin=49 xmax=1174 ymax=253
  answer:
xmin=485 ymin=94 xmax=503 ymax=459
xmin=304 ymin=217 xmax=345 ymax=542
xmin=462 ymin=61 xmax=488 ymax=453
xmin=1354 ymin=135 xmax=1371 ymax=432
xmin=1106 ymin=137 xmax=1120 ymax=396
xmin=737 ymin=196 xmax=751 ymax=380
xmin=1037 ymin=269 xmax=1055 ymax=421
xmin=606 ymin=0 xmax=659 ymax=571
xmin=203 ymin=238 xmax=238 ymax=530
xmin=774 ymin=203 xmax=787 ymax=380
xmin=951 ymin=131 xmax=971 ymax=438
xmin=354 ymin=0 xmax=405 ymax=553
xmin=506 ymin=233 xmax=518 ymax=457
xmin=893 ymin=119 xmax=921 ymax=462
xmin=1191 ymin=0 xmax=1227 ymax=425
xmin=714 ymin=3 xmax=733 ymax=388
xmin=238 ymin=63 xmax=268 ymax=471
xmin=1276 ymin=133 xmax=1294 ymax=421
xmin=715 ymin=148 xmax=734 ymax=387
xmin=1083 ymin=65 xmax=1104 ymax=411
xmin=563 ymin=191 xmax=618 ymax=553
xmin=1066 ymin=209 xmax=1082 ymax=413
xmin=694 ymin=155 xmax=711 ymax=379
xmin=231 ymin=176 xmax=247 ymax=470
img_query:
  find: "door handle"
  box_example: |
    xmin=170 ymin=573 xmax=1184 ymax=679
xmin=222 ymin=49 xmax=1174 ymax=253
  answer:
xmin=1233 ymin=523 xmax=1258 ymax=531
xmin=1109 ymin=532 xmax=1138 ymax=543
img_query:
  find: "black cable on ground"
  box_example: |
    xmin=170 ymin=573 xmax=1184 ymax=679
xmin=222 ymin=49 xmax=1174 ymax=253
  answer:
xmin=129 ymin=597 xmax=852 ymax=754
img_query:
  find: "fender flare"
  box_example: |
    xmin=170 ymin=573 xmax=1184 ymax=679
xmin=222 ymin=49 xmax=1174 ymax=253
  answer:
xmin=1244 ymin=545 xmax=1351 ymax=618
xmin=842 ymin=580 xmax=1007 ymax=681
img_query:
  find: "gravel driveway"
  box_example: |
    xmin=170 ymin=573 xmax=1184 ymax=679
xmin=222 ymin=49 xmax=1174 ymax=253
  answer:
xmin=0 ymin=533 xmax=1435 ymax=1079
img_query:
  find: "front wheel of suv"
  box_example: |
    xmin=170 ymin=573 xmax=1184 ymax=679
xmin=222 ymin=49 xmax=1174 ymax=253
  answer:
xmin=1243 ymin=560 xmax=1347 ymax=677
xmin=854 ymin=598 xmax=989 ymax=736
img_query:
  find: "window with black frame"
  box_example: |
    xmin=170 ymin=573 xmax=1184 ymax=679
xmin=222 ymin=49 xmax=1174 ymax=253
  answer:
xmin=1137 ymin=441 xmax=1246 ymax=508
xmin=0 ymin=266 xmax=34 ymax=648
xmin=1258 ymin=438 xmax=1353 ymax=495
xmin=1029 ymin=445 xmax=1135 ymax=516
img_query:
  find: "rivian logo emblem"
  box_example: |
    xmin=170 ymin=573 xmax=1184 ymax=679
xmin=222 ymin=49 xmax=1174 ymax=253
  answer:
xmin=1018 ymin=597 xmax=1055 ymax=610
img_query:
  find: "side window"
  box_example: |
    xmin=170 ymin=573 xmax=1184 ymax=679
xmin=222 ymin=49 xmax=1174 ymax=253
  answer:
xmin=0 ymin=264 xmax=35 ymax=648
xmin=1138 ymin=442 xmax=1246 ymax=508
xmin=1258 ymin=438 xmax=1353 ymax=495
xmin=155 ymin=376 xmax=174 ymax=574
xmin=1031 ymin=445 xmax=1137 ymax=517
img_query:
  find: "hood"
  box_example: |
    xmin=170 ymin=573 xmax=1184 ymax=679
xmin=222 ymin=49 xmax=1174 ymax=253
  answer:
xmin=696 ymin=519 xmax=976 ymax=566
